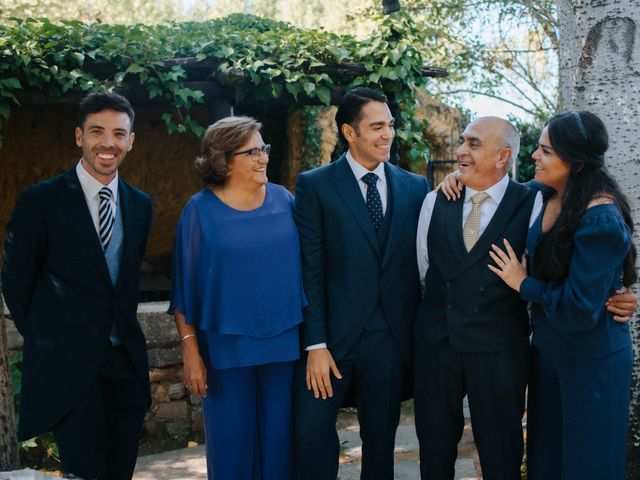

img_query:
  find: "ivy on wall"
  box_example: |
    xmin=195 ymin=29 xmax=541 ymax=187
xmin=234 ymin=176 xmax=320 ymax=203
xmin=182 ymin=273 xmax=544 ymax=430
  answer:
xmin=0 ymin=11 xmax=432 ymax=168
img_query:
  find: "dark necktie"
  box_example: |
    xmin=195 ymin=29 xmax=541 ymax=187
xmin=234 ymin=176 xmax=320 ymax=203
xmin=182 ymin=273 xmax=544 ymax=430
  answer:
xmin=362 ymin=172 xmax=384 ymax=231
xmin=98 ymin=187 xmax=115 ymax=249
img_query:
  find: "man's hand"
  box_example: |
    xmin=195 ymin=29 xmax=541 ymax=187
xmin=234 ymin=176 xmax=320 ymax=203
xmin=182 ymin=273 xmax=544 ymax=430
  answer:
xmin=435 ymin=170 xmax=463 ymax=200
xmin=606 ymin=287 xmax=638 ymax=323
xmin=306 ymin=348 xmax=342 ymax=400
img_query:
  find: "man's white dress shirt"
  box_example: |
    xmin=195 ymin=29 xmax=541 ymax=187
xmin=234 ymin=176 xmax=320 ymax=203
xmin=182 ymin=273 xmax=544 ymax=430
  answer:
xmin=76 ymin=160 xmax=119 ymax=245
xmin=416 ymin=174 xmax=543 ymax=283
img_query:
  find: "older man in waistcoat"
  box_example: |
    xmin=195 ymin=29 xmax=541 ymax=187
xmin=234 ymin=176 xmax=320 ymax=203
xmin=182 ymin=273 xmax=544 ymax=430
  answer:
xmin=414 ymin=117 xmax=540 ymax=479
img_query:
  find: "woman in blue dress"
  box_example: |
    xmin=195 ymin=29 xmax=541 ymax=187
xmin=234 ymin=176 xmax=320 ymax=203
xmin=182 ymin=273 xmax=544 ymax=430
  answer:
xmin=169 ymin=116 xmax=306 ymax=480
xmin=489 ymin=111 xmax=637 ymax=479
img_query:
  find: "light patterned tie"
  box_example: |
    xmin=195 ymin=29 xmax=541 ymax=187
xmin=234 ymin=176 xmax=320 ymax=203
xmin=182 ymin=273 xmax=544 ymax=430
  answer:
xmin=463 ymin=192 xmax=490 ymax=251
xmin=98 ymin=187 xmax=115 ymax=249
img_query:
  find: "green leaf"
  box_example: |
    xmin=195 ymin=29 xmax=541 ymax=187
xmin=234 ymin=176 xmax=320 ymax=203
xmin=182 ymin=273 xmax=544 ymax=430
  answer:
xmin=302 ymin=82 xmax=316 ymax=95
xmin=0 ymin=103 xmax=9 ymax=120
xmin=126 ymin=64 xmax=145 ymax=74
xmin=20 ymin=438 xmax=38 ymax=448
xmin=316 ymin=85 xmax=331 ymax=105
xmin=2 ymin=77 xmax=22 ymax=89
xmin=161 ymin=112 xmax=172 ymax=126
xmin=72 ymin=52 xmax=85 ymax=64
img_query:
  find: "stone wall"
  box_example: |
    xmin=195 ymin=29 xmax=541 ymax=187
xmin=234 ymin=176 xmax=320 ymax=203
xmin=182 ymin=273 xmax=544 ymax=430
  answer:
xmin=4 ymin=301 xmax=204 ymax=455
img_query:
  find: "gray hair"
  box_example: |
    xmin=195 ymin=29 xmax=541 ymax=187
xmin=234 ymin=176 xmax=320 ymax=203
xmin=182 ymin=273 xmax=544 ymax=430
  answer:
xmin=501 ymin=120 xmax=520 ymax=167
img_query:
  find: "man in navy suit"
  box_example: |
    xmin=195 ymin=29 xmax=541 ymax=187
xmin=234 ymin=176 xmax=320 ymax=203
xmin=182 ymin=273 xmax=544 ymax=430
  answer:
xmin=294 ymin=87 xmax=429 ymax=479
xmin=2 ymin=92 xmax=153 ymax=479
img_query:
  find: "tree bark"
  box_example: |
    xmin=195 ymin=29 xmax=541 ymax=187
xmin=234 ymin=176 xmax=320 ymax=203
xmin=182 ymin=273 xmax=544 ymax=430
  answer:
xmin=0 ymin=287 xmax=19 ymax=469
xmin=557 ymin=0 xmax=640 ymax=477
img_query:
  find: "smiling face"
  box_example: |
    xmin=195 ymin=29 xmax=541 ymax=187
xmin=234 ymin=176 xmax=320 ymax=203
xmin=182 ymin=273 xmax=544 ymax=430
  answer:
xmin=532 ymin=126 xmax=572 ymax=193
xmin=456 ymin=117 xmax=511 ymax=191
xmin=342 ymin=100 xmax=395 ymax=171
xmin=75 ymin=109 xmax=134 ymax=185
xmin=226 ymin=130 xmax=269 ymax=188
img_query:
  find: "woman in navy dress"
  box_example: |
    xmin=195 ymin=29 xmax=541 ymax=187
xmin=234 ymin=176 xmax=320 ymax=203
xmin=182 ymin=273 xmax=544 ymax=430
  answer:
xmin=489 ymin=111 xmax=636 ymax=479
xmin=169 ymin=116 xmax=306 ymax=480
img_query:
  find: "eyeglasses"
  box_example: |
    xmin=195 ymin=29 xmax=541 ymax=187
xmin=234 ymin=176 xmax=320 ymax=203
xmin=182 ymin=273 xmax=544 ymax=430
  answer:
xmin=229 ymin=144 xmax=271 ymax=161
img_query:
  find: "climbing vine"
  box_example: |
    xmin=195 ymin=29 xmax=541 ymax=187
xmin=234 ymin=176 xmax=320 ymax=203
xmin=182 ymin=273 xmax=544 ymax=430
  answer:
xmin=0 ymin=11 xmax=433 ymax=166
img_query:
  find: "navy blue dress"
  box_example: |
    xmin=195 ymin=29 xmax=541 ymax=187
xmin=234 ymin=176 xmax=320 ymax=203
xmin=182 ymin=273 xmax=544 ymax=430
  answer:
xmin=520 ymin=204 xmax=633 ymax=479
xmin=169 ymin=183 xmax=306 ymax=480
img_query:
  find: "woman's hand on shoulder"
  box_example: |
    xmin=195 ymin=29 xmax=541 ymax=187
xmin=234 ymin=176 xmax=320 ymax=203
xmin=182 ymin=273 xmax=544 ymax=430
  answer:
xmin=435 ymin=170 xmax=463 ymax=200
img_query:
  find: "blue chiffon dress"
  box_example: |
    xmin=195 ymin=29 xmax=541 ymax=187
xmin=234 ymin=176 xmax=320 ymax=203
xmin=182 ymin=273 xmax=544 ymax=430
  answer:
xmin=169 ymin=183 xmax=306 ymax=480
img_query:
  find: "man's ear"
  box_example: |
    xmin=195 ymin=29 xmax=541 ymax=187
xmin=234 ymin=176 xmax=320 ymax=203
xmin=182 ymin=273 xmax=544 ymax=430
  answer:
xmin=342 ymin=123 xmax=356 ymax=144
xmin=75 ymin=127 xmax=83 ymax=147
xmin=497 ymin=147 xmax=511 ymax=169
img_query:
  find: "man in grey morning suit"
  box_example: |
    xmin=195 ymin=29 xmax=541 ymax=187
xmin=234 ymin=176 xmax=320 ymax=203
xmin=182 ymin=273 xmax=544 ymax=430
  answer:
xmin=293 ymin=87 xmax=429 ymax=480
xmin=2 ymin=92 xmax=153 ymax=480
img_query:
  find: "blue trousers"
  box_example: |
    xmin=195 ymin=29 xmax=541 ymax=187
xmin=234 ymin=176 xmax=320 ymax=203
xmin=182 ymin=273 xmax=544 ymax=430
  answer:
xmin=527 ymin=346 xmax=632 ymax=480
xmin=202 ymin=361 xmax=296 ymax=480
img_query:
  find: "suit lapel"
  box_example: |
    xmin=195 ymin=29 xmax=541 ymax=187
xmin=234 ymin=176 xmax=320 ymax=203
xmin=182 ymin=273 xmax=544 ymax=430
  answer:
xmin=62 ymin=169 xmax=112 ymax=288
xmin=445 ymin=192 xmax=468 ymax=266
xmin=114 ymin=180 xmax=133 ymax=292
xmin=327 ymin=156 xmax=380 ymax=257
xmin=381 ymin=163 xmax=407 ymax=268
xmin=450 ymin=180 xmax=521 ymax=277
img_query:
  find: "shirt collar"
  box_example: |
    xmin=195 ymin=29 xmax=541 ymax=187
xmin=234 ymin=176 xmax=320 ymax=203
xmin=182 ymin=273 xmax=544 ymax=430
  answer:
xmin=76 ymin=160 xmax=119 ymax=202
xmin=464 ymin=173 xmax=509 ymax=204
xmin=346 ymin=150 xmax=386 ymax=182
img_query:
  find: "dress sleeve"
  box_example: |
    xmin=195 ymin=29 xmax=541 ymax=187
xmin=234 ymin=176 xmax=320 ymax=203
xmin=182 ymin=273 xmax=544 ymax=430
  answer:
xmin=168 ymin=200 xmax=204 ymax=326
xmin=520 ymin=207 xmax=631 ymax=332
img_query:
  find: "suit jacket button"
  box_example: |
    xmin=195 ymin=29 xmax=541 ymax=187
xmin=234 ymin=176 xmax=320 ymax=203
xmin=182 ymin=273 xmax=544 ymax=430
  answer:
xmin=446 ymin=282 xmax=451 ymax=288
xmin=447 ymin=304 xmax=452 ymax=309
xmin=479 ymin=286 xmax=485 ymax=292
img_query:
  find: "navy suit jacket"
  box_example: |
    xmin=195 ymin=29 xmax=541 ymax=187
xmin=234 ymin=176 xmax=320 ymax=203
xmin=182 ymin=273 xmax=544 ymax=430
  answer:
xmin=2 ymin=168 xmax=153 ymax=440
xmin=293 ymin=155 xmax=429 ymax=365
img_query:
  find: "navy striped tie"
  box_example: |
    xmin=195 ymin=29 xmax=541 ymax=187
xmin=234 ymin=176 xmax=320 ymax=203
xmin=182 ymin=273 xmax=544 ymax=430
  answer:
xmin=98 ymin=187 xmax=115 ymax=249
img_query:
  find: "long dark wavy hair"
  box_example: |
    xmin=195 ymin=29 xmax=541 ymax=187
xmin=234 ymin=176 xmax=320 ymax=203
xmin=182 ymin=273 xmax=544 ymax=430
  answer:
xmin=533 ymin=111 xmax=637 ymax=286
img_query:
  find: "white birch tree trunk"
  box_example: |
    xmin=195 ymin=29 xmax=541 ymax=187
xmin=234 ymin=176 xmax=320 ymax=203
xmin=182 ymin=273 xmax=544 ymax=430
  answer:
xmin=557 ymin=0 xmax=640 ymax=476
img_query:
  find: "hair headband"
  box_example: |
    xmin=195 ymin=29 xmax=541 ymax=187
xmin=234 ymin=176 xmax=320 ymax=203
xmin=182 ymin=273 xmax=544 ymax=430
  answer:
xmin=571 ymin=112 xmax=588 ymax=140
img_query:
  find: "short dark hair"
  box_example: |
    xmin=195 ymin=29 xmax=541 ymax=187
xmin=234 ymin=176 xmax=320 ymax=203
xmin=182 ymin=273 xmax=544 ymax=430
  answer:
xmin=195 ymin=116 xmax=262 ymax=186
xmin=78 ymin=92 xmax=135 ymax=130
xmin=335 ymin=87 xmax=388 ymax=149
